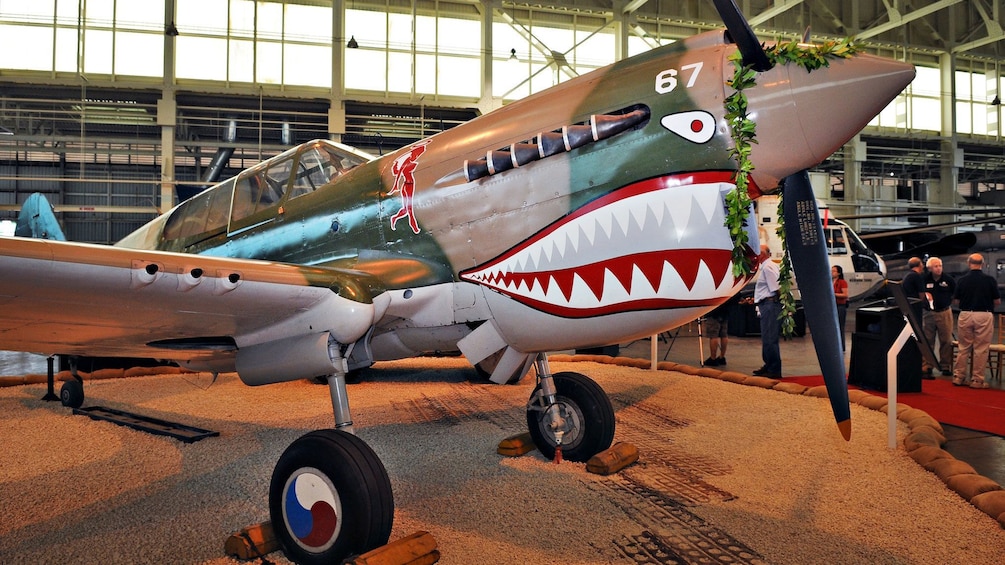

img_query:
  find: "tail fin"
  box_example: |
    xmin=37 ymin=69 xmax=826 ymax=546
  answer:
xmin=15 ymin=192 xmax=66 ymax=241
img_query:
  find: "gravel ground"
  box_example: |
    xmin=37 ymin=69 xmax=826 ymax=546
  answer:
xmin=2 ymin=357 xmax=1004 ymax=564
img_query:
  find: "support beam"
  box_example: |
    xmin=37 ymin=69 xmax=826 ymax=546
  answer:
xmin=856 ymin=0 xmax=963 ymax=40
xmin=160 ymin=0 xmax=178 ymax=214
xmin=621 ymin=0 xmax=649 ymax=15
xmin=331 ymin=0 xmax=347 ymax=142
xmin=748 ymin=0 xmax=806 ymax=27
xmin=953 ymin=0 xmax=1004 ymax=53
xmin=478 ymin=1 xmax=497 ymax=113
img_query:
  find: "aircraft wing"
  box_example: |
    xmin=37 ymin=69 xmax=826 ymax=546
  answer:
xmin=0 ymin=237 xmax=383 ymax=373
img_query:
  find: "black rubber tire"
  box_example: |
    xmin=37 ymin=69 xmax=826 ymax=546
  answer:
xmin=269 ymin=430 xmax=393 ymax=565
xmin=526 ymin=371 xmax=615 ymax=462
xmin=59 ymin=379 xmax=84 ymax=408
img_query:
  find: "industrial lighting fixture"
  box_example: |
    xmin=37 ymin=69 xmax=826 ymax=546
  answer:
xmin=509 ymin=48 xmax=517 ymax=61
xmin=346 ymin=0 xmax=359 ymax=49
xmin=0 ymin=125 xmax=12 ymax=135
xmin=992 ymin=95 xmax=1001 ymax=106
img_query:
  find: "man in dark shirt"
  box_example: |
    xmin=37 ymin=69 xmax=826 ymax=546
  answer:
xmin=952 ymin=253 xmax=1001 ymax=388
xmin=922 ymin=257 xmax=955 ymax=378
xmin=901 ymin=256 xmax=926 ymax=322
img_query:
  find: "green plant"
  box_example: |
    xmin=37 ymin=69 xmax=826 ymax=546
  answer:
xmin=723 ymin=38 xmax=862 ymax=335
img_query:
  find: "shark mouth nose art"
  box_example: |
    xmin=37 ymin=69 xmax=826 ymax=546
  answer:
xmin=460 ymin=172 xmax=749 ymax=318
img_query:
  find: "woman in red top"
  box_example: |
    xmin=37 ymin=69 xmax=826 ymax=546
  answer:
xmin=832 ymin=265 xmax=849 ymax=350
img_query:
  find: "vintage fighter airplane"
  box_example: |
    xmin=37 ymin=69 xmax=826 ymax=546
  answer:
xmin=0 ymin=1 xmax=914 ymax=563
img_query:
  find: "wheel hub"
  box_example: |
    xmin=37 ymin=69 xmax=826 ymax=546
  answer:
xmin=281 ymin=467 xmax=343 ymax=552
xmin=546 ymin=400 xmax=583 ymax=448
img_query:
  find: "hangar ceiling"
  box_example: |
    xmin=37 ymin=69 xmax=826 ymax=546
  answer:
xmin=0 ymin=0 xmax=1003 ymax=242
xmin=571 ymin=0 xmax=1002 ymax=59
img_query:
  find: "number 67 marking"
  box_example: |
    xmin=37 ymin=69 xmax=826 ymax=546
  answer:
xmin=655 ymin=62 xmax=703 ymax=94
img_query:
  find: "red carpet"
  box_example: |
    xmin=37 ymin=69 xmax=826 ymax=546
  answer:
xmin=786 ymin=375 xmax=1005 ymax=437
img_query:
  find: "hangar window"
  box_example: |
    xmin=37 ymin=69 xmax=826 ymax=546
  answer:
xmin=825 ymin=227 xmax=848 ymax=255
xmin=175 ymin=0 xmax=331 ymax=87
xmin=0 ymin=0 xmax=165 ymax=77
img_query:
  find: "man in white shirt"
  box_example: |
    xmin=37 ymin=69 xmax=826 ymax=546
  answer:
xmin=752 ymin=243 xmax=782 ymax=378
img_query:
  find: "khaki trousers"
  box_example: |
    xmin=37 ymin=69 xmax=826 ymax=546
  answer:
xmin=954 ymin=311 xmax=994 ymax=383
xmin=922 ymin=308 xmax=954 ymax=372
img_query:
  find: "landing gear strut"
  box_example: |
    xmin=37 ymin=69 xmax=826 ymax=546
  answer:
xmin=525 ymin=354 xmax=615 ymax=462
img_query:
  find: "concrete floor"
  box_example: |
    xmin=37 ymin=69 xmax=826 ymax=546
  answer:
xmin=614 ymin=310 xmax=1005 ymax=488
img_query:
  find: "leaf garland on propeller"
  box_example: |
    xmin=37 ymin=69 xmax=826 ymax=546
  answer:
xmin=723 ymin=37 xmax=862 ymax=336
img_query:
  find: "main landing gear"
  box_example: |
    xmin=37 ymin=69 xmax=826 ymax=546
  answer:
xmin=267 ymin=351 xmax=616 ymax=563
xmin=268 ymin=362 xmax=394 ymax=565
xmin=59 ymin=357 xmax=85 ymax=409
xmin=269 ymin=429 xmax=393 ymax=565
xmin=525 ymin=354 xmax=616 ymax=462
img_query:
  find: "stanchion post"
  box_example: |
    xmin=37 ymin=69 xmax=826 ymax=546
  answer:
xmin=650 ymin=334 xmax=658 ymax=371
xmin=697 ymin=317 xmax=704 ymax=366
xmin=41 ymin=355 xmax=59 ymax=401
xmin=887 ymin=321 xmax=915 ymax=449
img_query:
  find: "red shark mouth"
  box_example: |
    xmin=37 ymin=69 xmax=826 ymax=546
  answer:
xmin=460 ymin=172 xmax=755 ymax=318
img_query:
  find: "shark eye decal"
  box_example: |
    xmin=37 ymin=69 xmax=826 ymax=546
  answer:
xmin=660 ymin=111 xmax=716 ymax=144
xmin=459 ymin=171 xmax=753 ymax=318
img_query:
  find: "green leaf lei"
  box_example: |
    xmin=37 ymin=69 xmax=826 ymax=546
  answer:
xmin=723 ymin=37 xmax=862 ymax=336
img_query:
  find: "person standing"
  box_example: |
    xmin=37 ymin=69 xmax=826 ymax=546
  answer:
xmin=952 ymin=253 xmax=1000 ymax=388
xmin=922 ymin=256 xmax=955 ymax=379
xmin=703 ymin=298 xmax=733 ymax=366
xmin=832 ymin=265 xmax=849 ymax=351
xmin=752 ymin=244 xmax=782 ymax=379
xmin=901 ymin=256 xmax=926 ymax=322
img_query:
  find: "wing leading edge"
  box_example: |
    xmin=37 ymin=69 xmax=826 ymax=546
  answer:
xmin=0 ymin=237 xmax=383 ymax=378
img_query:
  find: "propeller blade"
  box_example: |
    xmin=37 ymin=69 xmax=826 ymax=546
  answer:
xmin=711 ymin=0 xmax=773 ymax=71
xmin=781 ymin=170 xmax=852 ymax=440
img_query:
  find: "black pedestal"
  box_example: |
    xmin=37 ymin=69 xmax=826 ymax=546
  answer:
xmin=849 ymin=304 xmax=922 ymax=392
xmin=848 ymin=332 xmax=922 ymax=392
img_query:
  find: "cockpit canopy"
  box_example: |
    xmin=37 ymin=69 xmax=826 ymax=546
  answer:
xmin=159 ymin=140 xmax=373 ymax=246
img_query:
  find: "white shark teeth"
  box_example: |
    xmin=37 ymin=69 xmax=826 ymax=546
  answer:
xmin=461 ymin=180 xmax=740 ymax=312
